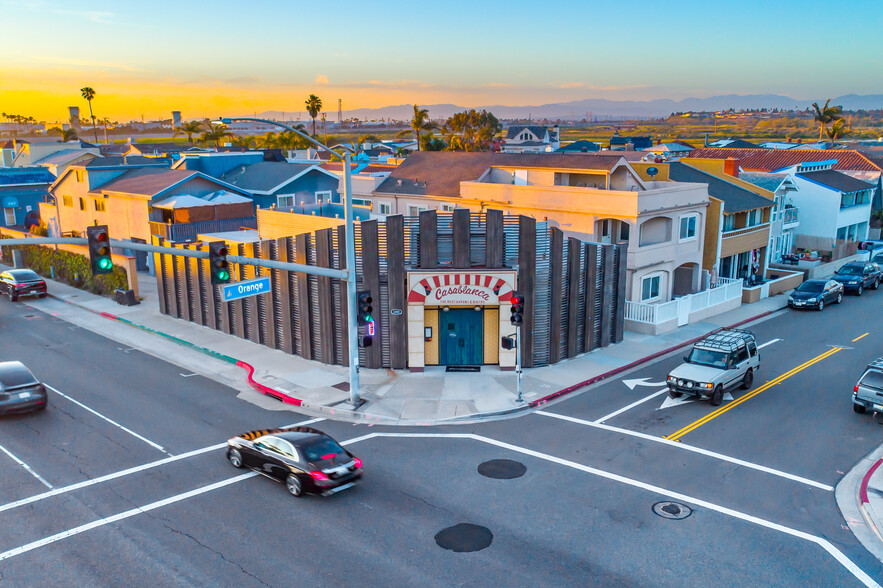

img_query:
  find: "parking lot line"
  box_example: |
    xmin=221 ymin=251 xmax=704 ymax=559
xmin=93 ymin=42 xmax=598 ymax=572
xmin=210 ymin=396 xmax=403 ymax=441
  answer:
xmin=0 ymin=442 xmax=53 ymax=490
xmin=535 ymin=410 xmax=833 ymax=491
xmin=593 ymin=388 xmax=668 ymax=424
xmin=0 ymin=432 xmax=876 ymax=587
xmin=0 ymin=417 xmax=324 ymax=515
xmin=666 ymin=346 xmax=843 ymax=442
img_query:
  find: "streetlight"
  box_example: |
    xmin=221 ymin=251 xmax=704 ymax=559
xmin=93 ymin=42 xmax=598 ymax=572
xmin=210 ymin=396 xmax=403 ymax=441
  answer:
xmin=213 ymin=116 xmax=361 ymax=407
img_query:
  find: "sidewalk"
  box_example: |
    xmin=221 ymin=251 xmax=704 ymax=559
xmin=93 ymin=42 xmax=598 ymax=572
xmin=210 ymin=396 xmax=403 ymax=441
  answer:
xmin=8 ymin=265 xmax=789 ymax=425
xmin=839 ymin=443 xmax=883 ymax=564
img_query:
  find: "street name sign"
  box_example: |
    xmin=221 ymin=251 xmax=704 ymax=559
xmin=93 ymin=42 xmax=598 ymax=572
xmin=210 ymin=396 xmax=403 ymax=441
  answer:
xmin=222 ymin=276 xmax=271 ymax=302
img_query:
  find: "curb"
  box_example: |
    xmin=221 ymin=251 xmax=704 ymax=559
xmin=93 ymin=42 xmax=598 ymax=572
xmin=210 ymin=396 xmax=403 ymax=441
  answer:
xmin=861 ymin=459 xmax=883 ymax=504
xmin=47 ymin=293 xmax=782 ymax=425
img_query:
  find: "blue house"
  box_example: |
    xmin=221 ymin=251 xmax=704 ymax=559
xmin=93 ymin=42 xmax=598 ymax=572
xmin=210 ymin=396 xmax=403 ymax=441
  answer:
xmin=0 ymin=168 xmax=55 ymax=228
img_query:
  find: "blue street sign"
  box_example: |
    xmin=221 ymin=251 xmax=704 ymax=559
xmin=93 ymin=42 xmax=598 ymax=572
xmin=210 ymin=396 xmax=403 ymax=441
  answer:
xmin=221 ymin=276 xmax=271 ymax=302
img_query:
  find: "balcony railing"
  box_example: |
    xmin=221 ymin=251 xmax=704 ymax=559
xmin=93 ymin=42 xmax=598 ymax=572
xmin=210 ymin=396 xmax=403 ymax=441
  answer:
xmin=149 ymin=217 xmax=257 ymax=243
xmin=721 ymin=222 xmax=771 ymax=238
xmin=783 ymin=207 xmax=798 ymax=226
xmin=625 ymin=278 xmax=743 ymax=326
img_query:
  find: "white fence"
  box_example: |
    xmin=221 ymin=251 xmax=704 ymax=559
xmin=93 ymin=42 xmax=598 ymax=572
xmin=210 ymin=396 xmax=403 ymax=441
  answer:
xmin=625 ymin=278 xmax=743 ymax=326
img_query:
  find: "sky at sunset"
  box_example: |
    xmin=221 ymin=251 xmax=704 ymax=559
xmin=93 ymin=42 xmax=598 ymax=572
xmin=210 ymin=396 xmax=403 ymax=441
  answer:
xmin=3 ymin=0 xmax=882 ymax=122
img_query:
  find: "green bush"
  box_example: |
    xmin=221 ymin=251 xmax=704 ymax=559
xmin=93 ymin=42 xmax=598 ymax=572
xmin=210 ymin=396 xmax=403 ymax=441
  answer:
xmin=0 ymin=236 xmax=128 ymax=296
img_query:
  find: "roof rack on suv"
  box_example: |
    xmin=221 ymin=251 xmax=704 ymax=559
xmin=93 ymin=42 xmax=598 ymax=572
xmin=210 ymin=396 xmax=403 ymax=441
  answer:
xmin=868 ymin=357 xmax=883 ymax=371
xmin=694 ymin=328 xmax=756 ymax=353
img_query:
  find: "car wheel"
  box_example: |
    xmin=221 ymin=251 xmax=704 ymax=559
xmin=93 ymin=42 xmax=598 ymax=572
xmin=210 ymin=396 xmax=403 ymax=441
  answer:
xmin=668 ymin=389 xmax=682 ymax=399
xmin=227 ymin=448 xmax=244 ymax=468
xmin=710 ymin=385 xmax=724 ymax=407
xmin=286 ymin=474 xmax=303 ymax=497
xmin=836 ymin=292 xmax=842 ymax=304
xmin=857 ymin=285 xmax=863 ymax=296
xmin=854 ymin=403 xmax=867 ymax=414
xmin=874 ymin=278 xmax=880 ymax=290
xmin=817 ymin=299 xmax=824 ymax=311
xmin=741 ymin=368 xmax=753 ymax=390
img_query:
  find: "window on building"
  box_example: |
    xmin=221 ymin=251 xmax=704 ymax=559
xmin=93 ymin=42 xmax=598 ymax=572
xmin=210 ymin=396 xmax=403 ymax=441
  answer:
xmin=79 ymin=197 xmax=85 ymax=211
xmin=641 ymin=274 xmax=661 ymax=302
xmin=841 ymin=192 xmax=857 ymax=209
xmin=620 ymin=222 xmax=630 ymax=242
xmin=379 ymin=203 xmax=392 ymax=215
xmin=277 ymin=195 xmax=294 ymax=208
xmin=75 ymin=170 xmax=84 ymax=183
xmin=315 ymin=190 xmax=332 ymax=203
xmin=62 ymin=195 xmax=73 ymax=208
xmin=353 ymin=198 xmax=372 ymax=208
xmin=93 ymin=199 xmax=105 ymax=212
xmin=723 ymin=214 xmax=736 ymax=231
xmin=441 ymin=204 xmax=454 ymax=212
xmin=679 ymin=214 xmax=697 ymax=241
xmin=837 ymin=226 xmax=847 ymax=240
xmin=408 ymin=205 xmax=426 ymax=216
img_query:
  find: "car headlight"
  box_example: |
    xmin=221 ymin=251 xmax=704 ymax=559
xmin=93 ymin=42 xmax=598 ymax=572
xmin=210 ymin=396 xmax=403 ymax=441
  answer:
xmin=849 ymin=280 xmax=858 ymax=284
xmin=807 ymin=298 xmax=817 ymax=303
xmin=667 ymin=375 xmax=675 ymax=382
xmin=677 ymin=379 xmax=684 ymax=386
xmin=686 ymin=381 xmax=694 ymax=388
xmin=700 ymin=382 xmax=713 ymax=389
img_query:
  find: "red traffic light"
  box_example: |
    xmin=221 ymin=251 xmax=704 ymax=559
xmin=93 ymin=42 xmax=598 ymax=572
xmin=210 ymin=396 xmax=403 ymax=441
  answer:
xmin=510 ymin=294 xmax=522 ymax=305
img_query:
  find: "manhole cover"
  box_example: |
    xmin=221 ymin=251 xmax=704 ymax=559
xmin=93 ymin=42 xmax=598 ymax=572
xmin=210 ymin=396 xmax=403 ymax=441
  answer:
xmin=652 ymin=501 xmax=692 ymax=520
xmin=434 ymin=523 xmax=493 ymax=552
xmin=477 ymin=459 xmax=526 ymax=480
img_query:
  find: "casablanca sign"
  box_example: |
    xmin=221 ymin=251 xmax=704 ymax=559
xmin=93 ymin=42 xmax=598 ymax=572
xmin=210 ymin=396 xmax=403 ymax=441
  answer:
xmin=432 ymin=284 xmax=493 ymax=305
xmin=407 ymin=270 xmax=516 ymax=306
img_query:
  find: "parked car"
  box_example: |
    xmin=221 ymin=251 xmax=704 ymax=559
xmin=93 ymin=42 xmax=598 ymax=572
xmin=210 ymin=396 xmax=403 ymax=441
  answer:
xmin=227 ymin=426 xmax=362 ymax=497
xmin=0 ymin=361 xmax=48 ymax=416
xmin=853 ymin=358 xmax=883 ymax=415
xmin=667 ymin=329 xmax=759 ymax=406
xmin=0 ymin=269 xmax=47 ymax=301
xmin=873 ymin=253 xmax=883 ymax=266
xmin=832 ymin=261 xmax=881 ymax=295
xmin=788 ymin=279 xmax=843 ymax=310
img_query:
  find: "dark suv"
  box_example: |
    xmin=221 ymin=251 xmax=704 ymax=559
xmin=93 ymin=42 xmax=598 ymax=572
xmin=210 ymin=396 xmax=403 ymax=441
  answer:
xmin=832 ymin=261 xmax=881 ymax=295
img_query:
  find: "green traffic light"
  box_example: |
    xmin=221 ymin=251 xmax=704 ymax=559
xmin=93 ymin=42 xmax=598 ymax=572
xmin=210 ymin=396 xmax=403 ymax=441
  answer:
xmin=218 ymin=270 xmax=229 ymax=281
xmin=98 ymin=258 xmax=113 ymax=270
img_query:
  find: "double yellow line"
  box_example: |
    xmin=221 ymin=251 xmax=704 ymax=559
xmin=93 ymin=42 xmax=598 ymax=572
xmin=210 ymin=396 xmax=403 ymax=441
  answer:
xmin=665 ymin=346 xmax=844 ymax=442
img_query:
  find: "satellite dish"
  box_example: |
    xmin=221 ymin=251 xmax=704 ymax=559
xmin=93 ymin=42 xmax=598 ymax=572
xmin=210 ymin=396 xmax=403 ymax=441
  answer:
xmin=647 ymin=167 xmax=659 ymax=178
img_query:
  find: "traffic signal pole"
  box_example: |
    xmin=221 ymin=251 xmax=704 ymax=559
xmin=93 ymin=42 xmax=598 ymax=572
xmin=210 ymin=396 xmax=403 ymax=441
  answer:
xmin=516 ymin=325 xmax=523 ymax=403
xmin=342 ymin=152 xmax=361 ymax=406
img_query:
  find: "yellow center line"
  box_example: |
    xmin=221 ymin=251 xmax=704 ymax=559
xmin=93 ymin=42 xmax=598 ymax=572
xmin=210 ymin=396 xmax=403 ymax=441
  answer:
xmin=665 ymin=346 xmax=843 ymax=442
xmin=853 ymin=332 xmax=869 ymax=342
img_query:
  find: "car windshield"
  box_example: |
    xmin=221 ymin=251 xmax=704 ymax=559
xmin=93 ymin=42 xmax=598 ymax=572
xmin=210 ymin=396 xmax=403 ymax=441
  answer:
xmin=302 ymin=437 xmax=347 ymax=462
xmin=9 ymin=270 xmax=40 ymax=281
xmin=837 ymin=266 xmax=862 ymax=276
xmin=861 ymin=371 xmax=883 ymax=390
xmin=797 ymin=282 xmax=824 ymax=293
xmin=874 ymin=255 xmax=883 ymax=264
xmin=688 ymin=348 xmax=728 ymax=369
xmin=0 ymin=364 xmax=38 ymax=389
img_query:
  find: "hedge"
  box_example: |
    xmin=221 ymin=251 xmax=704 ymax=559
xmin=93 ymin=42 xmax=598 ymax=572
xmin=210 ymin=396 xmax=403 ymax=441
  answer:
xmin=0 ymin=236 xmax=128 ymax=296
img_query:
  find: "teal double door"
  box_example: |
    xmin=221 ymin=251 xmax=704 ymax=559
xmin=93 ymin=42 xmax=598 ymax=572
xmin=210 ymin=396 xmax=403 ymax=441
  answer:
xmin=440 ymin=307 xmax=484 ymax=366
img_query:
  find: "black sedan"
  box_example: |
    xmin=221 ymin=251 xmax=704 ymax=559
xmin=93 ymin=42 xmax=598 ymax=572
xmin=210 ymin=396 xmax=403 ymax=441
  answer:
xmin=227 ymin=427 xmax=362 ymax=497
xmin=0 ymin=361 xmax=48 ymax=416
xmin=0 ymin=269 xmax=47 ymax=301
xmin=831 ymin=261 xmax=881 ymax=295
xmin=788 ymin=279 xmax=843 ymax=311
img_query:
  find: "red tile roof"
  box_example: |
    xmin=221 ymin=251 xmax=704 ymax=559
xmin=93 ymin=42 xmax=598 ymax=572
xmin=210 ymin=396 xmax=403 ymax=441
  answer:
xmin=686 ymin=148 xmax=882 ymax=172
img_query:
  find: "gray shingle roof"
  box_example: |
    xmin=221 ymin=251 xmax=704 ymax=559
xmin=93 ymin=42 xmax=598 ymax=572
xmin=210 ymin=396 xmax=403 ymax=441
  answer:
xmin=797 ymin=170 xmax=874 ymax=193
xmin=374 ymin=151 xmax=622 ymax=198
xmin=668 ymin=162 xmax=772 ymax=213
xmin=557 ymin=140 xmax=600 ymax=152
xmin=506 ymin=125 xmax=548 ymax=140
xmin=91 ymin=168 xmax=197 ymax=196
xmin=738 ymin=172 xmax=789 ymax=192
xmin=84 ymin=156 xmax=170 ymax=168
xmin=220 ymin=161 xmax=317 ymax=193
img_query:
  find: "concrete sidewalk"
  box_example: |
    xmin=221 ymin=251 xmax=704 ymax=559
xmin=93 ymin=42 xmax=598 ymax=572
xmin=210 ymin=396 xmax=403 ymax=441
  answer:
xmin=8 ymin=265 xmax=789 ymax=425
xmin=839 ymin=443 xmax=883 ymax=564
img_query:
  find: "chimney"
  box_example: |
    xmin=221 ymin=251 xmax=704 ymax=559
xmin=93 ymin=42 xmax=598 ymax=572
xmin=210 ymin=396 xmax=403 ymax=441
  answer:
xmin=723 ymin=157 xmax=739 ymax=178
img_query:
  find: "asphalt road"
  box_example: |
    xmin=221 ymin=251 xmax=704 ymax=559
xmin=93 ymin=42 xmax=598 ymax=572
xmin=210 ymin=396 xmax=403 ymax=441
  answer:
xmin=2 ymin=290 xmax=883 ymax=586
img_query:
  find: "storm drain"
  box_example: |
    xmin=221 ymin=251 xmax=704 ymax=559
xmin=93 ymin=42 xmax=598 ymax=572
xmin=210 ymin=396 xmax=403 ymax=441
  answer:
xmin=434 ymin=523 xmax=493 ymax=552
xmin=478 ymin=459 xmax=527 ymax=480
xmin=652 ymin=501 xmax=693 ymax=520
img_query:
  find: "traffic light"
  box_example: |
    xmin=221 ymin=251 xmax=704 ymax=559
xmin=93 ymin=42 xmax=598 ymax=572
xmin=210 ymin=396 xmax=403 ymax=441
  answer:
xmin=86 ymin=225 xmax=113 ymax=275
xmin=208 ymin=241 xmax=230 ymax=285
xmin=510 ymin=291 xmax=525 ymax=326
xmin=501 ymin=336 xmax=515 ymax=350
xmin=357 ymin=290 xmax=373 ymax=326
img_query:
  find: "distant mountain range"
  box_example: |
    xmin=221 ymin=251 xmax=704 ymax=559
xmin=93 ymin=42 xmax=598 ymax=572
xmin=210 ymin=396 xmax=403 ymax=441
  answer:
xmin=256 ymin=94 xmax=883 ymax=122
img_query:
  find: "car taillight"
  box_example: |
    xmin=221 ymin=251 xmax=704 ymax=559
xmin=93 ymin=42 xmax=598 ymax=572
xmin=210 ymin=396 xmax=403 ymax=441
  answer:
xmin=353 ymin=458 xmax=362 ymax=469
xmin=855 ymin=384 xmax=860 ymax=393
xmin=310 ymin=471 xmax=329 ymax=481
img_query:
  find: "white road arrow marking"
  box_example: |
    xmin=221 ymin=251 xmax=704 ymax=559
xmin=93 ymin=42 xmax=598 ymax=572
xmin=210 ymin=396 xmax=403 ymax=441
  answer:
xmin=622 ymin=377 xmax=667 ymax=390
xmin=659 ymin=391 xmax=733 ymax=410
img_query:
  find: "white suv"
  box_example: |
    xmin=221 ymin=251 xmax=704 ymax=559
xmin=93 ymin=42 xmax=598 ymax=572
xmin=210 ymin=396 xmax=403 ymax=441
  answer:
xmin=667 ymin=329 xmax=760 ymax=406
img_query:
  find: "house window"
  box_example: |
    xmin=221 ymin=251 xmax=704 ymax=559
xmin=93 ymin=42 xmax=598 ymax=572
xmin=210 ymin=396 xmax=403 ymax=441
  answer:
xmin=277 ymin=195 xmax=294 ymax=208
xmin=620 ymin=222 xmax=630 ymax=242
xmin=747 ymin=209 xmax=763 ymax=226
xmin=352 ymin=198 xmax=372 ymax=208
xmin=641 ymin=273 xmax=662 ymax=302
xmin=679 ymin=214 xmax=697 ymax=241
xmin=379 ymin=203 xmax=392 ymax=215
xmin=315 ymin=190 xmax=332 ymax=204
xmin=440 ymin=204 xmax=454 ymax=212
xmin=79 ymin=197 xmax=85 ymax=211
xmin=723 ymin=214 xmax=736 ymax=231
xmin=62 ymin=195 xmax=73 ymax=208
xmin=93 ymin=199 xmax=106 ymax=212
xmin=408 ymin=205 xmax=426 ymax=216
xmin=75 ymin=170 xmax=84 ymax=182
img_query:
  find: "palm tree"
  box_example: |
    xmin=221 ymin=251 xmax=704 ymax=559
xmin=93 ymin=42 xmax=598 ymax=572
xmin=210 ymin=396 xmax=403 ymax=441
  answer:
xmin=49 ymin=127 xmax=78 ymax=142
xmin=826 ymin=118 xmax=849 ymax=145
xmin=305 ymin=94 xmax=322 ymax=136
xmin=257 ymin=132 xmax=278 ymax=149
xmin=231 ymin=135 xmax=255 ymax=149
xmin=811 ymin=99 xmax=843 ymax=141
xmin=174 ymin=121 xmax=204 ymax=145
xmin=409 ymin=105 xmax=437 ymax=151
xmin=199 ymin=124 xmax=232 ymax=148
xmin=80 ymin=86 xmax=99 ymax=143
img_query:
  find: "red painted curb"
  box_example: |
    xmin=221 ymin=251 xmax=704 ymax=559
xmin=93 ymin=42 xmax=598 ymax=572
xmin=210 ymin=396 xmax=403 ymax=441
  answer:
xmin=861 ymin=459 xmax=883 ymax=504
xmin=530 ymin=308 xmax=777 ymax=408
xmin=236 ymin=360 xmax=303 ymax=406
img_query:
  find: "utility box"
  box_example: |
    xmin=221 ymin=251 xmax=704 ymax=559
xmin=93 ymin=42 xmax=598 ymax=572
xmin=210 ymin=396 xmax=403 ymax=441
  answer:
xmin=114 ymin=289 xmax=139 ymax=306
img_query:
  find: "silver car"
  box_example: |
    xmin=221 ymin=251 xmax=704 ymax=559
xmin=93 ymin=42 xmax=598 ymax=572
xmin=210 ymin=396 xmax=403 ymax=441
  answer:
xmin=667 ymin=329 xmax=760 ymax=407
xmin=853 ymin=359 xmax=883 ymax=415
